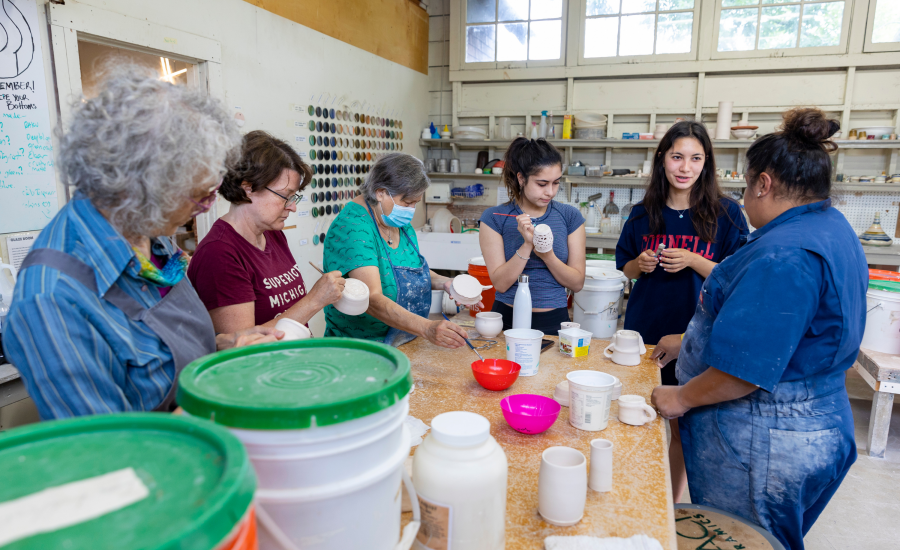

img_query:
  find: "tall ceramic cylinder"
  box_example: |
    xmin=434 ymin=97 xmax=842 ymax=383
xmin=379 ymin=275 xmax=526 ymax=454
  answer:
xmin=715 ymin=101 xmax=733 ymax=139
xmin=589 ymin=439 xmax=613 ymax=492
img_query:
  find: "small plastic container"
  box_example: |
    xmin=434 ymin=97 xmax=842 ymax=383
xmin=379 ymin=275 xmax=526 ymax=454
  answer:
xmin=413 ymin=412 xmax=508 ymax=550
xmin=558 ymin=328 xmax=592 ymax=357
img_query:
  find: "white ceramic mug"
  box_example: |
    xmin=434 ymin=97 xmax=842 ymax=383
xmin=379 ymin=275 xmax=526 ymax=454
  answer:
xmin=538 ymin=446 xmax=587 ymax=526
xmin=274 ymin=318 xmax=311 ymax=341
xmin=589 ymin=439 xmax=613 ymax=493
xmin=474 ymin=312 xmax=503 ymax=338
xmin=603 ymin=330 xmax=646 ymax=366
xmin=566 ymin=370 xmax=616 ymax=431
xmin=617 ymin=395 xmax=658 ymax=426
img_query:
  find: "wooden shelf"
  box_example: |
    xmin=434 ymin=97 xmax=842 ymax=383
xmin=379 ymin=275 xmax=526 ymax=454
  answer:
xmin=426 ymin=172 xmax=500 ymax=180
xmin=421 ymin=138 xmax=900 ymax=150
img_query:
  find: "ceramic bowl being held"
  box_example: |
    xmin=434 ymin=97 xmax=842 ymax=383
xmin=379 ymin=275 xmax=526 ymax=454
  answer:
xmin=474 ymin=312 xmax=503 ymax=337
xmin=472 ymin=358 xmax=521 ymax=391
xmin=274 ymin=318 xmax=311 ymax=341
xmin=501 ymin=394 xmax=561 ymax=434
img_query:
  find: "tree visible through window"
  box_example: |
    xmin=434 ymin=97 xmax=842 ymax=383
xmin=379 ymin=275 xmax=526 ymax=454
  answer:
xmin=717 ymin=0 xmax=845 ymax=52
xmin=466 ymin=0 xmax=564 ymax=63
xmin=584 ymin=0 xmax=696 ymax=58
xmin=872 ymin=0 xmax=900 ymax=43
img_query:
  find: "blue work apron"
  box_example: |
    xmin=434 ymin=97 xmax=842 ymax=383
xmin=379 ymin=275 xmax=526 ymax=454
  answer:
xmin=365 ymin=201 xmax=432 ymax=347
xmin=676 ymin=286 xmax=856 ymax=550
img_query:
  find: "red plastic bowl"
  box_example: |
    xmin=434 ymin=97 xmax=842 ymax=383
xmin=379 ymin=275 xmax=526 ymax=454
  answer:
xmin=500 ymin=394 xmax=561 ymax=434
xmin=472 ymin=359 xmax=521 ymax=391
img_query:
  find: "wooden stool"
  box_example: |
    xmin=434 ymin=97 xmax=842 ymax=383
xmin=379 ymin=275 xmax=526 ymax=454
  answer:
xmin=675 ymin=503 xmax=785 ymax=550
xmin=855 ymin=348 xmax=900 ymax=458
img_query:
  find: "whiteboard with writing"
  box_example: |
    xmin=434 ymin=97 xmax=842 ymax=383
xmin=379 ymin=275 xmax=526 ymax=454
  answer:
xmin=0 ymin=0 xmax=57 ymax=233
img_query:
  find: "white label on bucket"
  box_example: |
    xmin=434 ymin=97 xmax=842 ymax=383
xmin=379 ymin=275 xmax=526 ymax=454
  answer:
xmin=0 ymin=467 xmax=149 ymax=546
xmin=570 ymin=390 xmax=611 ymax=431
xmin=416 ymin=494 xmax=453 ymax=550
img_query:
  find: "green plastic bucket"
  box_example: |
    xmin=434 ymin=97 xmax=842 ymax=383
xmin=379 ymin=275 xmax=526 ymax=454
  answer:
xmin=0 ymin=413 xmax=257 ymax=550
xmin=176 ymin=338 xmax=416 ymax=550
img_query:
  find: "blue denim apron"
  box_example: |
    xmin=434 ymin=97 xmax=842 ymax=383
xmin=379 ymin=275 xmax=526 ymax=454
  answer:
xmin=676 ymin=282 xmax=856 ymax=550
xmin=365 ymin=201 xmax=432 ymax=347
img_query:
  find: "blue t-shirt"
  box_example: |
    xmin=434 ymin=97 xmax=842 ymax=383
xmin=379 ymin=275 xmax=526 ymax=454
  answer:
xmin=676 ymin=199 xmax=867 ymax=393
xmin=616 ymin=198 xmax=748 ymax=344
xmin=480 ymin=201 xmax=585 ymax=309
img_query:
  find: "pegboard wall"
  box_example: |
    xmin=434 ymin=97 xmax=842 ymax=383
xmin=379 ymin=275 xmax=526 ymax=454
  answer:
xmin=832 ymin=191 xmax=900 ymax=243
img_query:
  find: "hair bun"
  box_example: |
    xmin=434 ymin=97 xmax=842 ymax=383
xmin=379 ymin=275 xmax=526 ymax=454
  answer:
xmin=780 ymin=107 xmax=840 ymax=146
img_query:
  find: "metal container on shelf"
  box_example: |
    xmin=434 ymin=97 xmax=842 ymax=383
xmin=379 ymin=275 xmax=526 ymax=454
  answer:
xmin=437 ymin=158 xmax=449 ymax=173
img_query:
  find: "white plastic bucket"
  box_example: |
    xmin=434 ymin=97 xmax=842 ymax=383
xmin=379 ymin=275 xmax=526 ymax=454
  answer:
xmin=585 ymin=266 xmax=628 ymax=319
xmin=574 ymin=271 xmax=625 ymax=339
xmin=504 ymin=328 xmax=544 ymax=376
xmin=585 ymin=260 xmax=616 ymax=271
xmin=862 ymin=287 xmax=900 ymax=354
xmin=567 ymin=371 xmax=616 ymax=431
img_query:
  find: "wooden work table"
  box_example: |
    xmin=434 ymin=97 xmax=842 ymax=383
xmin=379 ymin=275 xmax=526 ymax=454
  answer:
xmin=399 ymin=333 xmax=677 ymax=549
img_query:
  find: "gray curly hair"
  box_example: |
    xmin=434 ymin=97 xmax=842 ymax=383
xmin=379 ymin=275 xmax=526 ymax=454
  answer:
xmin=58 ymin=65 xmax=241 ymax=237
xmin=361 ymin=153 xmax=430 ymax=204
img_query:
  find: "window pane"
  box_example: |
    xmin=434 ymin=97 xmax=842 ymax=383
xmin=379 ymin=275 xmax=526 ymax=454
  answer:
xmin=531 ymin=0 xmax=562 ymax=19
xmin=466 ymin=25 xmax=496 ymax=61
xmin=587 ymin=0 xmax=620 ymax=16
xmin=529 ymin=19 xmax=562 ymax=59
xmin=497 ymin=22 xmax=528 ymax=60
xmin=718 ymin=8 xmax=758 ymax=51
xmin=467 ymin=0 xmax=496 ymax=23
xmin=761 ymin=0 xmax=792 ymax=3
xmin=499 ymin=0 xmax=528 ymax=21
xmin=584 ymin=17 xmax=620 ymax=57
xmin=659 ymin=0 xmax=694 ymax=10
xmin=619 ymin=14 xmax=655 ymax=55
xmin=759 ymin=5 xmax=799 ymax=49
xmin=799 ymin=2 xmax=843 ymax=47
xmin=622 ymin=0 xmax=656 ymax=14
xmin=657 ymin=12 xmax=693 ymax=53
xmin=873 ymin=0 xmax=900 ymax=43
xmin=722 ymin=0 xmax=757 ymax=6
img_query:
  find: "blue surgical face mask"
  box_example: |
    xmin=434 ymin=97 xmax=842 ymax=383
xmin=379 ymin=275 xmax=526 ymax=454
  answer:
xmin=379 ymin=192 xmax=416 ymax=228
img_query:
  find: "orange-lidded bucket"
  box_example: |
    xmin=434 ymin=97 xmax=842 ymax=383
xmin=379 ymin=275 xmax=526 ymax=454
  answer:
xmin=468 ymin=256 xmax=496 ymax=316
xmin=869 ymin=269 xmax=900 ymax=282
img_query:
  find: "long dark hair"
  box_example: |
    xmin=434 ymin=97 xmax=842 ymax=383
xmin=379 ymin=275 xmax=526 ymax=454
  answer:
xmin=640 ymin=121 xmax=724 ymax=243
xmin=501 ymin=137 xmax=562 ymax=204
xmin=746 ymin=108 xmax=838 ymax=200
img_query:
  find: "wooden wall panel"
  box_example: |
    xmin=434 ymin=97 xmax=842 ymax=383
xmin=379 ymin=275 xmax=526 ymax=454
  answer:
xmin=244 ymin=0 xmax=428 ymax=74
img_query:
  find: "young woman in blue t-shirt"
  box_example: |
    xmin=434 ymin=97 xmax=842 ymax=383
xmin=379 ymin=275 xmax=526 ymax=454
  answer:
xmin=479 ymin=138 xmax=586 ymax=335
xmin=616 ymin=121 xmax=748 ymax=502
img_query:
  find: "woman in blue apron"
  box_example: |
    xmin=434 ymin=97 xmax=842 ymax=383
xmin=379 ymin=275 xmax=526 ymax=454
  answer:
xmin=650 ymin=108 xmax=866 ymax=550
xmin=323 ymin=153 xmax=472 ymax=348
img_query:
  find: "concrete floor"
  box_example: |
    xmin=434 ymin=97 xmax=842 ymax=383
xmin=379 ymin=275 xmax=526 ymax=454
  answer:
xmin=802 ymin=370 xmax=900 ymax=550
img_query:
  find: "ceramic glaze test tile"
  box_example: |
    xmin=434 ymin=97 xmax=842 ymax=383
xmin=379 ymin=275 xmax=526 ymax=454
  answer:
xmin=400 ymin=335 xmax=677 ymax=549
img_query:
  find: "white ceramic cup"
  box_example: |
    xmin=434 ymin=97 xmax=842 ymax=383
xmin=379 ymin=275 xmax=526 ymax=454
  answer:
xmin=567 ymin=370 xmax=616 ymax=431
xmin=617 ymin=395 xmax=658 ymax=426
xmin=274 ymin=318 xmax=311 ymax=341
xmin=589 ymin=439 xmax=613 ymax=492
xmin=474 ymin=311 xmax=503 ymax=338
xmin=334 ymin=278 xmax=369 ymax=316
xmin=538 ymin=446 xmax=587 ymax=526
xmin=603 ymin=330 xmax=647 ymax=366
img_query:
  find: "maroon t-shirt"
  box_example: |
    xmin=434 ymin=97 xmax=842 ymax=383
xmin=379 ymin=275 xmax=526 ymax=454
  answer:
xmin=188 ymin=219 xmax=307 ymax=325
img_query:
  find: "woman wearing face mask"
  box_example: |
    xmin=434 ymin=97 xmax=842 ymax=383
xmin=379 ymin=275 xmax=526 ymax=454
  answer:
xmin=323 ymin=153 xmax=470 ymax=348
xmin=616 ymin=121 xmax=748 ymax=502
xmin=479 ymin=138 xmax=587 ymax=335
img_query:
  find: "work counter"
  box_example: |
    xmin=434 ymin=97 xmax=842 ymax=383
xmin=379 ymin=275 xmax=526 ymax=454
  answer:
xmin=400 ymin=332 xmax=677 ymax=549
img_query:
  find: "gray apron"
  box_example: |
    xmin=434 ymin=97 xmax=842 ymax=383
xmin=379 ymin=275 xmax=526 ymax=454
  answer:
xmin=20 ymin=247 xmax=216 ymax=411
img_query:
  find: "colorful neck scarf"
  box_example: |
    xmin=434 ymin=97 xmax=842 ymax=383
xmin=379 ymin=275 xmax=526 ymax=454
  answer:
xmin=132 ymin=247 xmax=189 ymax=288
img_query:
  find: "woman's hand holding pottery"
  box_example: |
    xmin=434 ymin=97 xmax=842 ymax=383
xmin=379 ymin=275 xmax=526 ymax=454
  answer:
xmin=651 ymin=385 xmax=690 ymax=420
xmin=658 ymin=248 xmax=698 ymax=273
xmin=309 ymin=270 xmax=346 ymax=307
xmin=650 ymin=334 xmax=683 ymax=368
xmin=424 ymin=319 xmax=468 ymax=349
xmin=637 ymin=249 xmax=660 ymax=273
xmin=216 ymin=326 xmax=284 ymax=351
xmin=516 ymin=213 xmax=535 ymax=246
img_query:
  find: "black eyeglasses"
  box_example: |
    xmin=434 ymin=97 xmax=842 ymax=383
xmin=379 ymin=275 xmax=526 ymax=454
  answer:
xmin=266 ymin=187 xmax=303 ymax=207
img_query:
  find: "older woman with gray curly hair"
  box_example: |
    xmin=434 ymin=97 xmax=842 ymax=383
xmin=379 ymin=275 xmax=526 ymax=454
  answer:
xmin=323 ymin=153 xmax=471 ymax=348
xmin=2 ymin=68 xmax=282 ymax=420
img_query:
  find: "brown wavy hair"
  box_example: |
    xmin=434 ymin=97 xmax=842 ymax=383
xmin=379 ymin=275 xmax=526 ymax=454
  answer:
xmin=500 ymin=137 xmax=563 ymax=204
xmin=638 ymin=121 xmax=728 ymax=243
xmin=220 ymin=130 xmax=311 ymax=204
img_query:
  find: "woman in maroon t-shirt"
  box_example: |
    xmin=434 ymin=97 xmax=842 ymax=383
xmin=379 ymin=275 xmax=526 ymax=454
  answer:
xmin=188 ymin=131 xmax=344 ymax=333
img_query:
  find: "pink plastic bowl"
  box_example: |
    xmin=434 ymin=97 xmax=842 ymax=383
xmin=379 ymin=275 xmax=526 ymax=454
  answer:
xmin=500 ymin=394 xmax=561 ymax=434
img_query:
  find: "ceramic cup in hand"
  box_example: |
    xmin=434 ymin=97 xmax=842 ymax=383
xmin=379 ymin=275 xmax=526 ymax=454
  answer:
xmin=274 ymin=318 xmax=311 ymax=341
xmin=617 ymin=395 xmax=658 ymax=426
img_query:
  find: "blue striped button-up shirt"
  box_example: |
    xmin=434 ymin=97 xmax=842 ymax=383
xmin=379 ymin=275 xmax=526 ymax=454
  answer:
xmin=3 ymin=193 xmax=182 ymax=420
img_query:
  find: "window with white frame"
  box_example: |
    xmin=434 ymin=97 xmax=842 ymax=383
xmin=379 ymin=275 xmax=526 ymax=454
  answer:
xmin=583 ymin=0 xmax=697 ymax=58
xmin=716 ymin=0 xmax=847 ymax=53
xmin=465 ymin=0 xmax=565 ymax=63
xmin=867 ymin=0 xmax=900 ymax=48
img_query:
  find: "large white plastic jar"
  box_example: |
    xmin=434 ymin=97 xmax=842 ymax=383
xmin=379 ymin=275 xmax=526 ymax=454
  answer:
xmin=412 ymin=411 xmax=508 ymax=550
